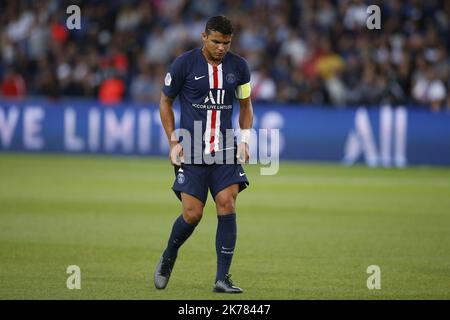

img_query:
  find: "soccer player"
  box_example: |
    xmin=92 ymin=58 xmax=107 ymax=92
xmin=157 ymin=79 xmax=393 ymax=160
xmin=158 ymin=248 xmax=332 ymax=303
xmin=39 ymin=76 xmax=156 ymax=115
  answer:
xmin=154 ymin=15 xmax=253 ymax=293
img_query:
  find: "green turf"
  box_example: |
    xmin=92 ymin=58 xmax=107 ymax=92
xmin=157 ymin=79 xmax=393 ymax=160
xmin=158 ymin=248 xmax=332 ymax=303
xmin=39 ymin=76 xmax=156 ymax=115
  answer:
xmin=0 ymin=153 xmax=449 ymax=299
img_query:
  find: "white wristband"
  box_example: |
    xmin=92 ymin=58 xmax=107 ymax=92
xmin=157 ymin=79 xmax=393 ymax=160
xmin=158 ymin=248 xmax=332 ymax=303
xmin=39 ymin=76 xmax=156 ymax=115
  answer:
xmin=240 ymin=129 xmax=251 ymax=144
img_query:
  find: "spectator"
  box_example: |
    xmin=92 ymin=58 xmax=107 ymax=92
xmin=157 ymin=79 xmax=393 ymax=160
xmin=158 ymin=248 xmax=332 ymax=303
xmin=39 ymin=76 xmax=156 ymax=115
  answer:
xmin=1 ymin=66 xmax=26 ymax=98
xmin=145 ymin=26 xmax=171 ymax=64
xmin=130 ymin=57 xmax=158 ymax=103
xmin=99 ymin=74 xmax=125 ymax=105
xmin=315 ymin=37 xmax=346 ymax=105
xmin=412 ymin=66 xmax=447 ymax=112
xmin=343 ymin=0 xmax=368 ymax=31
xmin=0 ymin=0 xmax=448 ymax=108
xmin=251 ymin=67 xmax=277 ymax=103
xmin=35 ymin=57 xmax=59 ymax=100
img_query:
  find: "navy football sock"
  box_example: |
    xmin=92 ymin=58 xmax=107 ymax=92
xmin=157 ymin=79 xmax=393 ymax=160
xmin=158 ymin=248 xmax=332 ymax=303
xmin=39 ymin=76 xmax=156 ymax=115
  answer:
xmin=215 ymin=213 xmax=237 ymax=282
xmin=163 ymin=214 xmax=197 ymax=260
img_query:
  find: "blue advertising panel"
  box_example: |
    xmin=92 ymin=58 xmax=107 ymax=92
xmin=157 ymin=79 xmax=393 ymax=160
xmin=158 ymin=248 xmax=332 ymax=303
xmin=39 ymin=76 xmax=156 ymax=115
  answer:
xmin=1 ymin=100 xmax=450 ymax=166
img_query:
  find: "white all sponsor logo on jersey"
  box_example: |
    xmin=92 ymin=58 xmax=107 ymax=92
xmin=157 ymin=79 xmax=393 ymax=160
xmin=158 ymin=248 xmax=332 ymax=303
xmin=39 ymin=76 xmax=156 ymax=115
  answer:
xmin=203 ymin=90 xmax=225 ymax=104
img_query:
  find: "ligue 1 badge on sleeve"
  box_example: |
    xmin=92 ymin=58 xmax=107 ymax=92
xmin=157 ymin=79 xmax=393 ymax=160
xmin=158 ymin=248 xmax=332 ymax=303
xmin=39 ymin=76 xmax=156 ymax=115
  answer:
xmin=165 ymin=73 xmax=172 ymax=86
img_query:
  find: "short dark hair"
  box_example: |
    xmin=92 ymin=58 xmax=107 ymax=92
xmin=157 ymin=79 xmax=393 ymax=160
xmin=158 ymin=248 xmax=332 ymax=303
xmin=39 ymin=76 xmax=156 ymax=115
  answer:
xmin=205 ymin=15 xmax=234 ymax=35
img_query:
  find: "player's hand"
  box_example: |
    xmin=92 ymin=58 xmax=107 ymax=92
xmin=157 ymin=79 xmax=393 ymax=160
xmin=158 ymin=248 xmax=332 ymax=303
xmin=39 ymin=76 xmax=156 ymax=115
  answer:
xmin=236 ymin=142 xmax=249 ymax=164
xmin=169 ymin=143 xmax=184 ymax=166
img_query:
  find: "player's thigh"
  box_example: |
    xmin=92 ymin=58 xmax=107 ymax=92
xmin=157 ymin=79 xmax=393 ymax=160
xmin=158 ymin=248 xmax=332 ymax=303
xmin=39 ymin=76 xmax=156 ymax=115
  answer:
xmin=210 ymin=164 xmax=249 ymax=215
xmin=181 ymin=192 xmax=205 ymax=224
xmin=215 ymin=184 xmax=239 ymax=215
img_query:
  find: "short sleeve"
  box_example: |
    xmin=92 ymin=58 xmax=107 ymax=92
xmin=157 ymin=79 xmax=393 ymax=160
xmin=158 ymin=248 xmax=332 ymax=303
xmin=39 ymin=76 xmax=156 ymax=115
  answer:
xmin=162 ymin=56 xmax=186 ymax=99
xmin=235 ymin=57 xmax=251 ymax=99
xmin=238 ymin=58 xmax=251 ymax=85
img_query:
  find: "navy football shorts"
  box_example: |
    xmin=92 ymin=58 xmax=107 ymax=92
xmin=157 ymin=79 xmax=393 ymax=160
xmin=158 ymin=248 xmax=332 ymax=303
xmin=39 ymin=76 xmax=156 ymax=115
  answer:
xmin=172 ymin=164 xmax=249 ymax=204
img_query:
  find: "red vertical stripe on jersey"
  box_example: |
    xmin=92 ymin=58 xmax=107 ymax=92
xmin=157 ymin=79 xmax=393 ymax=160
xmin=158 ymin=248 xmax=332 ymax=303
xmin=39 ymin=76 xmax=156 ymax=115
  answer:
xmin=213 ymin=66 xmax=218 ymax=88
xmin=209 ymin=110 xmax=217 ymax=153
xmin=210 ymin=66 xmax=219 ymax=153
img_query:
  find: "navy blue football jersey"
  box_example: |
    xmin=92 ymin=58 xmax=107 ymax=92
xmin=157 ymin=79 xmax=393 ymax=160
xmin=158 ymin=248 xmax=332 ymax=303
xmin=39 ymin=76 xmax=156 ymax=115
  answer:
xmin=162 ymin=48 xmax=251 ymax=164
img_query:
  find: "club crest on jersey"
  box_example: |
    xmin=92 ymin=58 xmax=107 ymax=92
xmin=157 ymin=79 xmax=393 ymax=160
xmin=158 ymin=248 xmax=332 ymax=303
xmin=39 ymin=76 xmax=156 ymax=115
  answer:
xmin=203 ymin=89 xmax=225 ymax=104
xmin=226 ymin=73 xmax=236 ymax=84
xmin=177 ymin=172 xmax=185 ymax=184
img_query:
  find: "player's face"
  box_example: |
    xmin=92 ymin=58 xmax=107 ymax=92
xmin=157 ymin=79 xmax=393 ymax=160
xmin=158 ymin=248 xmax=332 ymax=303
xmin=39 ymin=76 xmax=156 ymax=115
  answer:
xmin=202 ymin=31 xmax=232 ymax=62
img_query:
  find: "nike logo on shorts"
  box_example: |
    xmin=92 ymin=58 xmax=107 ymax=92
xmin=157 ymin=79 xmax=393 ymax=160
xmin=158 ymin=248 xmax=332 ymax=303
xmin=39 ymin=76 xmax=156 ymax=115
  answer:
xmin=239 ymin=172 xmax=246 ymax=176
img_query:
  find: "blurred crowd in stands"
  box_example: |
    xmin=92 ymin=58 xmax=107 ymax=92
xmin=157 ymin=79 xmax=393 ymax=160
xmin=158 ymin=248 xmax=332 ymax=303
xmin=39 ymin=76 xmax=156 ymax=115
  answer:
xmin=1 ymin=0 xmax=449 ymax=111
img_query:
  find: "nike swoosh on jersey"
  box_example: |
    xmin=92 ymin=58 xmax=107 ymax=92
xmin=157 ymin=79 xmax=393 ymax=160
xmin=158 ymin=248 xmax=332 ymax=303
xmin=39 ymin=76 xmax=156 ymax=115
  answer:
xmin=194 ymin=75 xmax=206 ymax=80
xmin=214 ymin=146 xmax=236 ymax=152
xmin=239 ymin=172 xmax=246 ymax=176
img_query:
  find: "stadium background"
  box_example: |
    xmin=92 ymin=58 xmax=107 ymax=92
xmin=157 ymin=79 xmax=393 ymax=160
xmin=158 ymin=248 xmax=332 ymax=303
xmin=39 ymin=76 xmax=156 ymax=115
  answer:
xmin=1 ymin=0 xmax=450 ymax=300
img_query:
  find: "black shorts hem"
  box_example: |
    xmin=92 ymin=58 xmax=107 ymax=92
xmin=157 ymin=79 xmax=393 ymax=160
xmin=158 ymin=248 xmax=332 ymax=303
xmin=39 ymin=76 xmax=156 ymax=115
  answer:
xmin=172 ymin=187 xmax=207 ymax=205
xmin=211 ymin=180 xmax=249 ymax=202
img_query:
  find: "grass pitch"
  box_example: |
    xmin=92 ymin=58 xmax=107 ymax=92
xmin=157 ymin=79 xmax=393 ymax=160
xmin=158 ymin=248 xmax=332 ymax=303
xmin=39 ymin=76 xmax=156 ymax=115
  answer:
xmin=0 ymin=153 xmax=449 ymax=300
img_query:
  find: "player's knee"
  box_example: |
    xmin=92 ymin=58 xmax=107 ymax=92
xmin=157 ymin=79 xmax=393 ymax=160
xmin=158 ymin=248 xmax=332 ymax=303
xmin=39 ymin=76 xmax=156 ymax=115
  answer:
xmin=183 ymin=207 xmax=203 ymax=224
xmin=216 ymin=196 xmax=236 ymax=214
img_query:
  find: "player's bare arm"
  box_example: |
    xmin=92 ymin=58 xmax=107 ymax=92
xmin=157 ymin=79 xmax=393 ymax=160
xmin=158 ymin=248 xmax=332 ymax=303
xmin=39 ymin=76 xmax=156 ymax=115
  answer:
xmin=159 ymin=92 xmax=183 ymax=166
xmin=237 ymin=96 xmax=253 ymax=163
